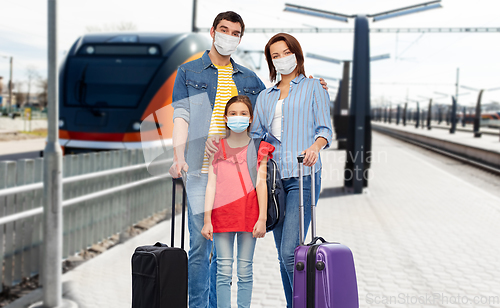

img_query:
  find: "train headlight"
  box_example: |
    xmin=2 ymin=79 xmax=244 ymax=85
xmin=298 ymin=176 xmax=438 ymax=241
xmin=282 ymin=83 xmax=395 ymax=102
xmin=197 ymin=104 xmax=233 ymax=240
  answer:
xmin=148 ymin=46 xmax=158 ymax=55
xmin=59 ymin=119 xmax=64 ymax=128
xmin=86 ymin=46 xmax=95 ymax=54
xmin=132 ymin=122 xmax=141 ymax=131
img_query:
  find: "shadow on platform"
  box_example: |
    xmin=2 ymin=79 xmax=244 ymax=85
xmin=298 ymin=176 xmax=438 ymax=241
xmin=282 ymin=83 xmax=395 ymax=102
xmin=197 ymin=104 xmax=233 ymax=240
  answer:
xmin=319 ymin=186 xmax=351 ymax=199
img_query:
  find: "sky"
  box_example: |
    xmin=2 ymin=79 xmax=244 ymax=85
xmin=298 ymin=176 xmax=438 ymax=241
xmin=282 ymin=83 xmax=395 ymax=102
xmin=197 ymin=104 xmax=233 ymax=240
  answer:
xmin=1 ymin=0 xmax=499 ymax=108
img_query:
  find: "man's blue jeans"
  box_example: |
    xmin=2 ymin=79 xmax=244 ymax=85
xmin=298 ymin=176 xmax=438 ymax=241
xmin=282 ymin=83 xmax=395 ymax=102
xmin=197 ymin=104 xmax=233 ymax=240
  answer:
xmin=185 ymin=173 xmax=217 ymax=308
xmin=213 ymin=232 xmax=256 ymax=308
xmin=272 ymin=171 xmax=321 ymax=308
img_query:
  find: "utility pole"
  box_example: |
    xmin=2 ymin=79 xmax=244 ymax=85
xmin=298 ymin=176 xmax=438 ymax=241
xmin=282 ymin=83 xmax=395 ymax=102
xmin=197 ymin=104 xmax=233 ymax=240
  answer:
xmin=473 ymin=90 xmax=483 ymax=138
xmin=403 ymin=102 xmax=407 ymax=126
xmin=450 ymin=96 xmax=457 ymax=134
xmin=192 ymin=0 xmax=197 ymax=32
xmin=42 ymin=0 xmax=64 ymax=306
xmin=8 ymin=57 xmax=13 ymax=112
xmin=0 ymin=55 xmax=13 ymax=112
xmin=33 ymin=1 xmax=75 ymax=308
xmin=338 ymin=61 xmax=350 ymax=149
xmin=461 ymin=85 xmax=500 ymax=138
xmin=396 ymin=104 xmax=400 ymax=125
xmin=455 ymin=68 xmax=459 ymax=105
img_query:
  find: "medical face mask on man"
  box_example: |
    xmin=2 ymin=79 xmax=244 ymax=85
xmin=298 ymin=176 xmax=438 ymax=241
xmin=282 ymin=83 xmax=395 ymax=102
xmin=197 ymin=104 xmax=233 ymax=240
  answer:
xmin=272 ymin=54 xmax=297 ymax=76
xmin=214 ymin=31 xmax=240 ymax=56
xmin=226 ymin=116 xmax=250 ymax=133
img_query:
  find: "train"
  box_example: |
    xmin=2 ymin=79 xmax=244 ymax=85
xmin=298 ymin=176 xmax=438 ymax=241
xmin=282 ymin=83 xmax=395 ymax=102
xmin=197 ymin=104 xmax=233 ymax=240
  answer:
xmin=58 ymin=32 xmax=211 ymax=154
xmin=459 ymin=111 xmax=500 ymax=128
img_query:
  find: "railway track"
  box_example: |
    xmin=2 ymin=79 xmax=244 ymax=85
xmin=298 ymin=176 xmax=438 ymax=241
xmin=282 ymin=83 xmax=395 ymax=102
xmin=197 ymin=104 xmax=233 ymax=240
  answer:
xmin=372 ymin=125 xmax=500 ymax=177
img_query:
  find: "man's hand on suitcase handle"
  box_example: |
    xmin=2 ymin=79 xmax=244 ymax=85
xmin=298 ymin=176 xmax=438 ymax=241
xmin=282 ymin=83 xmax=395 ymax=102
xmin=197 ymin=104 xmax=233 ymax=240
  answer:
xmin=169 ymin=159 xmax=189 ymax=178
xmin=201 ymin=223 xmax=213 ymax=241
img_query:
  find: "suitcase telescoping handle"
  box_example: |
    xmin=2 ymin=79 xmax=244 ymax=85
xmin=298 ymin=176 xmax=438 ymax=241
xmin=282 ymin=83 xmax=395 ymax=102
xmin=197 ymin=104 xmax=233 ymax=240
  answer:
xmin=171 ymin=172 xmax=187 ymax=250
xmin=297 ymin=154 xmax=317 ymax=246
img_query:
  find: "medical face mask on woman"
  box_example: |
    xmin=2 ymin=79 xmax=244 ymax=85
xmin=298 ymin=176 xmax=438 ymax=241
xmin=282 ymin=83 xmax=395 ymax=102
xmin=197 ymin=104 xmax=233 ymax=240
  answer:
xmin=226 ymin=116 xmax=250 ymax=133
xmin=272 ymin=54 xmax=297 ymax=75
xmin=214 ymin=31 xmax=240 ymax=56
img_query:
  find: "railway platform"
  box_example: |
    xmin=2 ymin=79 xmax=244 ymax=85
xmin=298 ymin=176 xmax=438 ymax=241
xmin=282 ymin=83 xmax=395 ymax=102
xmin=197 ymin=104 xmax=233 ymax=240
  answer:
xmin=7 ymin=132 xmax=500 ymax=308
xmin=0 ymin=138 xmax=45 ymax=157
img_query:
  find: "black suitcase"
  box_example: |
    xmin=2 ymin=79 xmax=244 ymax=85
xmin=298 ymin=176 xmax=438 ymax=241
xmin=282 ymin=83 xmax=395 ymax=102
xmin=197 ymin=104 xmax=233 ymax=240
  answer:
xmin=131 ymin=177 xmax=188 ymax=308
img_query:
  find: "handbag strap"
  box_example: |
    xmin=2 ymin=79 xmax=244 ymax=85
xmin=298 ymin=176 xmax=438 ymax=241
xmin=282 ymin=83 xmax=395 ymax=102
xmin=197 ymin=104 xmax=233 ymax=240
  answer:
xmin=247 ymin=138 xmax=262 ymax=187
xmin=221 ymin=138 xmax=227 ymax=160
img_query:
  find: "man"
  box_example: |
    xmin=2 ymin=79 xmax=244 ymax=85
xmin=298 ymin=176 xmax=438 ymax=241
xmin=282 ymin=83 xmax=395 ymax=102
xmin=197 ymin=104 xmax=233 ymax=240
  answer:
xmin=170 ymin=11 xmax=328 ymax=307
xmin=170 ymin=11 xmax=264 ymax=308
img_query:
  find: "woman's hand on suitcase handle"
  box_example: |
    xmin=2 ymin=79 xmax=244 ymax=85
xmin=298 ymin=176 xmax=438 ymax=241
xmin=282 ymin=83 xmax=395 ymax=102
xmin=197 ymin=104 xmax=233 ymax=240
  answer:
xmin=302 ymin=138 xmax=328 ymax=167
xmin=301 ymin=144 xmax=319 ymax=167
xmin=205 ymin=136 xmax=220 ymax=158
xmin=252 ymin=219 xmax=266 ymax=238
xmin=201 ymin=223 xmax=213 ymax=241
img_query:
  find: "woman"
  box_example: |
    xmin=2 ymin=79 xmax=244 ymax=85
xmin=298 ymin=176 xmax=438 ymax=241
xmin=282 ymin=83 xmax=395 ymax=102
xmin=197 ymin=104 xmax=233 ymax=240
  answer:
xmin=250 ymin=33 xmax=333 ymax=307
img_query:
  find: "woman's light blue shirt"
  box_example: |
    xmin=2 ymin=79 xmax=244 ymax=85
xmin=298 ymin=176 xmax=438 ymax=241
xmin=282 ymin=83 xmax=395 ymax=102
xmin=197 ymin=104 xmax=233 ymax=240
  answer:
xmin=250 ymin=74 xmax=333 ymax=178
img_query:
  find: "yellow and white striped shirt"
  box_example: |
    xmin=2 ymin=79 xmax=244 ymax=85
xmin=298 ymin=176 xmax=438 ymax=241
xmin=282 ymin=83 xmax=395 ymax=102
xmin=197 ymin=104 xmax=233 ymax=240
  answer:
xmin=202 ymin=63 xmax=238 ymax=173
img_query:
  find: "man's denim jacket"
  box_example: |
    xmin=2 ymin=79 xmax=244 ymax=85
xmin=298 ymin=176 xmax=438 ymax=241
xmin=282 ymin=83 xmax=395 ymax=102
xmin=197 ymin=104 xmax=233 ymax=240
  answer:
xmin=172 ymin=50 xmax=266 ymax=176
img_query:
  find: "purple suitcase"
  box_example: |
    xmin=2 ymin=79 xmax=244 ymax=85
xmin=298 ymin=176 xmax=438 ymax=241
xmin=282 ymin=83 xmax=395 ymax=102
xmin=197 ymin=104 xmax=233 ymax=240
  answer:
xmin=293 ymin=155 xmax=359 ymax=308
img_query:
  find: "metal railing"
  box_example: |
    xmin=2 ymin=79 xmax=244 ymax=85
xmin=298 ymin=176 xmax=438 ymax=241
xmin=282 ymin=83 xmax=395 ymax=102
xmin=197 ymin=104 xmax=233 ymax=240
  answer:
xmin=0 ymin=147 xmax=173 ymax=292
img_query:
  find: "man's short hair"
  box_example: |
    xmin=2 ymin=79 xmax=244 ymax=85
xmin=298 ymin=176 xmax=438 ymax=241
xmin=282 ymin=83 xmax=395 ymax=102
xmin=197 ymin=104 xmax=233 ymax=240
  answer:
xmin=212 ymin=11 xmax=245 ymax=37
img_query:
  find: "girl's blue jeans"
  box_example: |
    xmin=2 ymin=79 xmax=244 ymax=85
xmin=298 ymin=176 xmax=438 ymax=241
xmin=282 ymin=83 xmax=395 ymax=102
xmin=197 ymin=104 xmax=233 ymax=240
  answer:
xmin=213 ymin=232 xmax=257 ymax=308
xmin=273 ymin=171 xmax=321 ymax=308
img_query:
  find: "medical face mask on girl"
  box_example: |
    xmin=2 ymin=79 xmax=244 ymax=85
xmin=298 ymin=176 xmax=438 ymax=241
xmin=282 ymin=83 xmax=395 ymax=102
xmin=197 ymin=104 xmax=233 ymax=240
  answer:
xmin=214 ymin=31 xmax=240 ymax=56
xmin=226 ymin=116 xmax=250 ymax=133
xmin=272 ymin=54 xmax=297 ymax=75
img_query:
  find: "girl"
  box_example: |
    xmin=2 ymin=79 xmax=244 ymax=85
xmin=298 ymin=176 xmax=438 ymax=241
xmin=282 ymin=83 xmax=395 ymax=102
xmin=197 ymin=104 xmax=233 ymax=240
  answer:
xmin=250 ymin=33 xmax=333 ymax=307
xmin=201 ymin=95 xmax=274 ymax=308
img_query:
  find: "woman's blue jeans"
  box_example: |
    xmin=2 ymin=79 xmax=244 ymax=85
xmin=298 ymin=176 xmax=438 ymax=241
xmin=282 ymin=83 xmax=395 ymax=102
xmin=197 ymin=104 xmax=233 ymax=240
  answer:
xmin=273 ymin=171 xmax=321 ymax=308
xmin=213 ymin=232 xmax=257 ymax=308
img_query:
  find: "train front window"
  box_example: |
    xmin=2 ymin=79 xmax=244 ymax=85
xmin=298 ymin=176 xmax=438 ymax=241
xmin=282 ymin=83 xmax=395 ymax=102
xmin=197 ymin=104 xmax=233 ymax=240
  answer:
xmin=65 ymin=57 xmax=163 ymax=108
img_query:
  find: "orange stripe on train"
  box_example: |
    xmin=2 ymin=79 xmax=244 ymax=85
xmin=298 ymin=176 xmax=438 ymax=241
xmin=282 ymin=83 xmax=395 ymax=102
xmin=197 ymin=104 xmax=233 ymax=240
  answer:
xmin=138 ymin=51 xmax=206 ymax=143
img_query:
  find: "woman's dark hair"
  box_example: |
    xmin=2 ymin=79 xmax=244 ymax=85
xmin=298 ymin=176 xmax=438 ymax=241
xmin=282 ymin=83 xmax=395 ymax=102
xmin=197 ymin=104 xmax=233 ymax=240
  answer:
xmin=212 ymin=11 xmax=245 ymax=37
xmin=264 ymin=33 xmax=306 ymax=83
xmin=224 ymin=95 xmax=253 ymax=132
